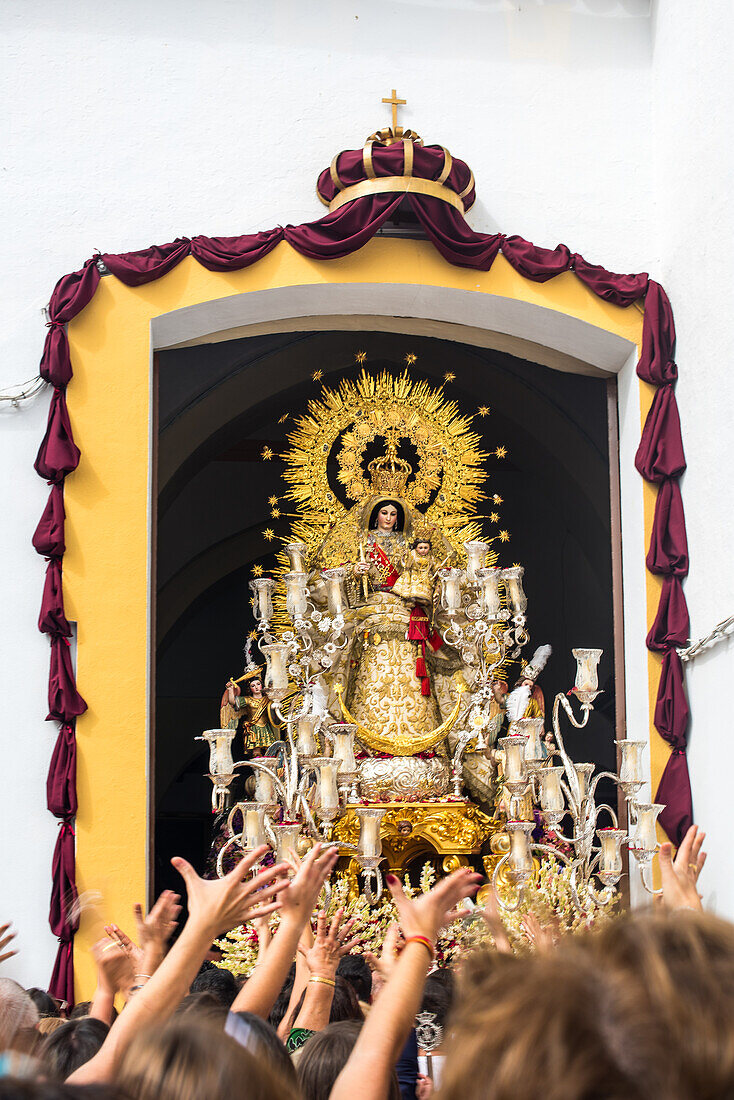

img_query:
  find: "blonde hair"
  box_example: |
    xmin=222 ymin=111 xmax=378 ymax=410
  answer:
xmin=118 ymin=1018 xmax=296 ymax=1100
xmin=36 ymin=1015 xmax=67 ymax=1036
xmin=0 ymin=978 xmax=39 ymax=1051
xmin=439 ymin=910 xmax=734 ymax=1100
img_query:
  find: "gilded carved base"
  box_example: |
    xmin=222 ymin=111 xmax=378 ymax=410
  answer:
xmin=334 ymin=800 xmax=496 ymax=877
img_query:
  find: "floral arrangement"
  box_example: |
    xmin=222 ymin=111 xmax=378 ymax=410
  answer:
xmin=214 ymin=855 xmax=618 ymax=977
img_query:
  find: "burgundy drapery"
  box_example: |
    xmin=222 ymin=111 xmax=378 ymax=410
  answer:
xmin=35 ymin=197 xmax=692 ymax=999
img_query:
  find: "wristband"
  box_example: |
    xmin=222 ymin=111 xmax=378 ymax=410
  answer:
xmin=309 ymin=975 xmax=336 ymax=988
xmin=403 ymin=935 xmax=436 ymax=959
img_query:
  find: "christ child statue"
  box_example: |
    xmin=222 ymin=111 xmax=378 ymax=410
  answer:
xmin=393 ymin=536 xmax=437 ymax=608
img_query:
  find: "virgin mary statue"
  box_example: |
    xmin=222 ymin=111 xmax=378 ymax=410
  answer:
xmin=308 ymin=454 xmax=465 ymax=757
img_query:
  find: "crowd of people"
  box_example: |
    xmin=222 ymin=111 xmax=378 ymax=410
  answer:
xmin=1 ymin=824 xmax=732 ymax=1099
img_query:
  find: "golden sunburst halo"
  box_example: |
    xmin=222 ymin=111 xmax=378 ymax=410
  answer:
xmin=261 ymin=446 xmax=274 ymax=461
xmin=495 ymin=446 xmax=507 ymax=459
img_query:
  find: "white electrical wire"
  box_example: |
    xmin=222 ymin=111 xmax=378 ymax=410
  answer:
xmin=0 ymin=375 xmax=48 ymax=406
xmin=678 ymin=615 xmax=734 ymax=663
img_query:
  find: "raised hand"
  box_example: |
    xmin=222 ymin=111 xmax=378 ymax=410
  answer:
xmin=91 ymin=937 xmax=135 ymax=997
xmin=172 ymin=844 xmax=290 ymax=937
xmin=386 ymin=867 xmax=482 ymax=945
xmin=659 ymin=824 xmax=707 ymax=911
xmin=363 ymin=922 xmax=402 ymax=997
xmin=476 ymin=890 xmax=512 ymax=955
xmin=134 ymin=889 xmax=181 ymax=954
xmin=278 ymin=843 xmax=340 ymax=928
xmin=0 ymin=923 xmax=17 ymax=964
xmin=301 ymin=908 xmax=358 ymax=979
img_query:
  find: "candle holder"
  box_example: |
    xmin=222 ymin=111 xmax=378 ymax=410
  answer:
xmin=571 ymin=648 xmax=603 ymax=705
xmin=500 ymin=566 xmax=527 ymax=617
xmin=284 ymin=571 xmax=309 ymax=622
xmin=312 ymin=758 xmax=342 ymax=824
xmin=499 ymin=734 xmax=529 ymax=795
xmin=355 ymin=807 xmax=387 ymax=902
xmin=439 ymin=568 xmax=465 ymax=615
xmin=597 ymin=828 xmax=626 ymax=886
xmin=285 ymin=542 xmax=308 ymax=573
xmin=475 ymin=567 xmax=502 ymax=619
xmin=463 ymin=540 xmax=490 ymax=585
xmin=296 ymin=714 xmax=320 ymax=758
xmin=513 ymin=717 xmax=545 ymax=766
xmin=270 ymin=821 xmax=303 ymax=863
xmin=249 ymin=577 xmax=275 ymax=627
xmin=261 ymin=642 xmax=292 ymax=701
xmin=615 ymin=739 xmax=646 ymax=797
xmin=321 ymin=568 xmax=347 ymax=619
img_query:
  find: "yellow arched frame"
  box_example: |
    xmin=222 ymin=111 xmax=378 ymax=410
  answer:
xmin=64 ymin=239 xmax=658 ymax=996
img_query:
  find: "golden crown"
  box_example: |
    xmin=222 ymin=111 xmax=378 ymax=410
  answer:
xmin=367 ymin=433 xmax=413 ymax=497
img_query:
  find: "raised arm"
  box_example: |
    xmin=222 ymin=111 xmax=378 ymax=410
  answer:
xmin=68 ymin=845 xmax=289 ymax=1084
xmin=292 ymin=908 xmax=357 ymax=1034
xmin=330 ymin=867 xmax=482 ymax=1100
xmin=231 ymin=842 xmax=339 ymax=1019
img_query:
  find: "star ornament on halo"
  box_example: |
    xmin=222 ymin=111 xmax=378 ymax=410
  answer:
xmin=278 ymin=414 xmax=289 ymax=424
xmin=444 ymin=371 xmax=456 ymax=383
xmin=268 ymin=495 xmax=279 ymax=507
xmin=499 ymin=530 xmax=510 ymax=542
xmin=312 ymin=369 xmax=323 ymax=381
xmin=493 ymin=494 xmax=503 ymax=505
xmin=490 ymin=512 xmax=499 ymax=523
xmin=404 ymin=353 xmax=417 ymax=365
xmin=251 ymin=565 xmax=264 ymax=577
xmin=271 ymin=507 xmax=281 ymax=519
xmin=477 ymin=405 xmax=490 ymax=416
xmin=263 ymin=528 xmax=276 ymax=542
xmin=261 ymin=446 xmax=274 ymax=461
xmin=495 ymin=445 xmax=507 ymax=459
xmin=355 ymin=350 xmax=367 ymax=365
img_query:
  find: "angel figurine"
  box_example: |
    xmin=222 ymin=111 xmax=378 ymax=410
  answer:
xmin=219 ymin=640 xmax=282 ymax=753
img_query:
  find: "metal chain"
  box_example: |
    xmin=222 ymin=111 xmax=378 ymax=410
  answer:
xmin=0 ymin=375 xmax=47 ymax=406
xmin=678 ymin=614 xmax=734 ymax=663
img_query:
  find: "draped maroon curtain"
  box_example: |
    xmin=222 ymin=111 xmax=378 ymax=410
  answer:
xmin=33 ymin=199 xmax=692 ymax=998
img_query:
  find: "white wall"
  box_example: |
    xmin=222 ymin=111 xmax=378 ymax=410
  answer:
xmin=650 ymin=2 xmax=734 ymax=917
xmin=1 ymin=0 xmax=731 ymax=987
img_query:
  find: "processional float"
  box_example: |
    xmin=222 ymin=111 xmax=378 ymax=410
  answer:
xmin=194 ymin=365 xmax=664 ymax=918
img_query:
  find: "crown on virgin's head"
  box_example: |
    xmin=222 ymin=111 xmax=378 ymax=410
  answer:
xmin=367 ymin=436 xmax=412 ymax=497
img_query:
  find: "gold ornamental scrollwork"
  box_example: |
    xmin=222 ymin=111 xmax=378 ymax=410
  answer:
xmin=334 ymin=801 xmax=495 ymax=876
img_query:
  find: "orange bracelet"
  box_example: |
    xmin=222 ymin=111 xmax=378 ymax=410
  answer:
xmin=403 ymin=934 xmax=436 ymax=959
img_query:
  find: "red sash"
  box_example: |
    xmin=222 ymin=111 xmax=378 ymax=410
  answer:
xmin=368 ymin=540 xmax=400 ymax=587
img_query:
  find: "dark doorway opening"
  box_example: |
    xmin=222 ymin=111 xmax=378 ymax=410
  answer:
xmin=153 ymin=330 xmax=620 ymax=898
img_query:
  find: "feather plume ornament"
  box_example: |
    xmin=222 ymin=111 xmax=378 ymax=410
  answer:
xmin=505 ymin=683 xmax=531 ymax=724
xmin=522 ymin=644 xmax=552 ymax=681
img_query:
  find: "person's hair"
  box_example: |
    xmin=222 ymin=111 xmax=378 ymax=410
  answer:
xmin=0 ymin=978 xmax=39 ymax=1051
xmin=0 ymin=1084 xmax=130 ymax=1098
xmin=297 ymin=1020 xmax=400 ymax=1100
xmin=25 ymin=989 xmax=60 ymax=1019
xmin=441 ymin=909 xmax=734 ymax=1100
xmin=117 ymin=1019 xmax=293 ymax=1100
xmin=42 ymin=1018 xmax=109 ymax=1081
xmin=411 ymin=536 xmax=432 ymax=550
xmin=337 ymin=954 xmax=372 ymax=1003
xmin=67 ymin=1002 xmax=91 ymax=1020
xmin=174 ymin=992 xmax=228 ymax=1024
xmin=420 ymin=970 xmax=454 ymax=1033
xmin=226 ymin=1011 xmax=298 ymax=1094
xmin=267 ymin=965 xmax=295 ymax=1030
xmin=189 ymin=966 xmax=238 ymax=1008
xmin=36 ymin=1017 xmax=68 ymax=1037
xmin=368 ymin=499 xmax=404 ymax=531
xmin=288 ymin=975 xmax=363 ymax=1032
xmin=242 ymin=676 xmax=263 ymax=698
